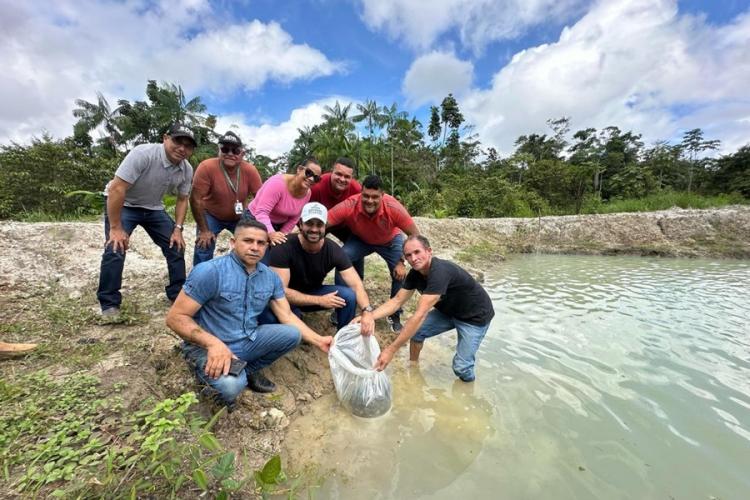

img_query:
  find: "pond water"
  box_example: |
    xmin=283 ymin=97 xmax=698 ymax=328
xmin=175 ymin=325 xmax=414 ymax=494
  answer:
xmin=285 ymin=255 xmax=750 ymax=499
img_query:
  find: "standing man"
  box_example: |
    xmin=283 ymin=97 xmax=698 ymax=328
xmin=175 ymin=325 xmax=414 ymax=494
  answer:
xmin=370 ymin=235 xmax=495 ymax=382
xmin=327 ymin=175 xmax=418 ymax=332
xmin=191 ymin=131 xmax=263 ymax=266
xmin=97 ymin=123 xmax=195 ymax=316
xmin=166 ymin=218 xmax=332 ymax=408
xmin=264 ymin=202 xmax=375 ymax=333
xmin=310 ymin=157 xmax=361 ymax=242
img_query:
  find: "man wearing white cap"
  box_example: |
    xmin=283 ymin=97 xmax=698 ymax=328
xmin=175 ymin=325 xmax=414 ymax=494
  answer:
xmin=262 ymin=202 xmax=374 ymax=334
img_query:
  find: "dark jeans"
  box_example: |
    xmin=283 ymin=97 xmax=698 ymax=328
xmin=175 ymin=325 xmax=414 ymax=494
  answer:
xmin=258 ymin=284 xmax=356 ymax=326
xmin=193 ymin=212 xmax=238 ymax=266
xmin=97 ymin=204 xmax=185 ymax=310
xmin=335 ymin=233 xmax=405 ymax=319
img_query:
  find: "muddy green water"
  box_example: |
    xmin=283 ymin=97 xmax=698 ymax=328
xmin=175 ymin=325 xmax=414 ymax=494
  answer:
xmin=285 ymin=255 xmax=750 ymax=499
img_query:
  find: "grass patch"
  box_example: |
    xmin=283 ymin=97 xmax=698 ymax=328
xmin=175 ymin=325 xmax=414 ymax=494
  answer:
xmin=455 ymin=240 xmax=505 ymax=264
xmin=581 ymin=191 xmax=748 ymax=214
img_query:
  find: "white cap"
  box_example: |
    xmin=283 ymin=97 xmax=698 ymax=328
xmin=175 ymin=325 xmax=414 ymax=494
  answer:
xmin=301 ymin=202 xmax=327 ymax=224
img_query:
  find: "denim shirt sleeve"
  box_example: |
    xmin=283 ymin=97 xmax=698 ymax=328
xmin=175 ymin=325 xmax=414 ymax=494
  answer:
xmin=183 ymin=263 xmax=219 ymax=305
xmin=271 ymin=270 xmax=285 ymax=300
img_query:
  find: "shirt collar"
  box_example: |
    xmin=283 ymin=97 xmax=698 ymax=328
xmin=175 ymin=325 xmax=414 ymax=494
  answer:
xmin=229 ymin=251 xmax=264 ymax=276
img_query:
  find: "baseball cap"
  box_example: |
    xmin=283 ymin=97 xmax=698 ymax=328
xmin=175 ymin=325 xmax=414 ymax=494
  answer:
xmin=168 ymin=123 xmax=197 ymax=146
xmin=300 ymin=202 xmax=327 ymax=224
xmin=218 ymin=131 xmax=242 ymax=147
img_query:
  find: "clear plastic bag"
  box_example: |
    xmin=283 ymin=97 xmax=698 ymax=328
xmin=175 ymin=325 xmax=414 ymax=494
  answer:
xmin=328 ymin=324 xmax=392 ymax=418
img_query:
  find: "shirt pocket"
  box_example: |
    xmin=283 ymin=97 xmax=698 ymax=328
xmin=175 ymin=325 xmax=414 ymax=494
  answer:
xmin=252 ymin=289 xmax=273 ymax=311
xmin=220 ymin=291 xmax=242 ymax=303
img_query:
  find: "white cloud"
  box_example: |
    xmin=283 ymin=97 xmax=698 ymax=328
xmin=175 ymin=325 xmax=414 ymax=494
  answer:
xmin=214 ymin=98 xmax=357 ymax=159
xmin=0 ymin=0 xmax=342 ymax=145
xmin=461 ymin=0 xmax=750 ymax=155
xmin=402 ymin=51 xmax=473 ymax=106
xmin=358 ymin=0 xmax=589 ymax=53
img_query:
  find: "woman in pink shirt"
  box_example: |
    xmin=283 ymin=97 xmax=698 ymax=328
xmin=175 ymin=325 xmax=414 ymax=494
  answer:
xmin=247 ymin=158 xmax=322 ymax=247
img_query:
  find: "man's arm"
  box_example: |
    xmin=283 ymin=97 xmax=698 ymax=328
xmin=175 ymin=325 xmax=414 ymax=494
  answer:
xmin=190 ymin=191 xmax=216 ymax=250
xmin=269 ymin=297 xmax=333 ymax=353
xmin=170 ymin=194 xmax=189 ymax=251
xmin=374 ymin=293 xmax=440 ymax=371
xmin=270 ymin=266 xmax=346 ymax=309
xmin=338 ymin=267 xmax=375 ymax=336
xmin=166 ymin=291 xmax=235 ymax=379
xmin=369 ymin=287 xmax=414 ymax=321
xmin=106 ymin=176 xmax=132 ymax=253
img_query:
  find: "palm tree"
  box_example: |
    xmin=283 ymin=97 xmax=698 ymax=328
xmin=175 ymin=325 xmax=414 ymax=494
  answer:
xmin=72 ymin=92 xmax=125 ymax=152
xmin=381 ymin=103 xmax=408 ymax=192
xmin=353 ymin=100 xmax=385 ymax=173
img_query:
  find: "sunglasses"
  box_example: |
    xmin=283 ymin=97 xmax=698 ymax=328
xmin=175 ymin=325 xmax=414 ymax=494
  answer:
xmin=304 ymin=167 xmax=321 ymax=183
xmin=220 ymin=146 xmax=242 ymax=155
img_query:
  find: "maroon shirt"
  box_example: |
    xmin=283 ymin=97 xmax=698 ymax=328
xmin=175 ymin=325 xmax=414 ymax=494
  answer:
xmin=310 ymin=172 xmax=362 ymax=209
xmin=192 ymin=158 xmax=263 ymax=221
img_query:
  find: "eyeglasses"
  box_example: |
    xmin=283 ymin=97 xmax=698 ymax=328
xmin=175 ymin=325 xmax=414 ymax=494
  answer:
xmin=220 ymin=146 xmax=242 ymax=155
xmin=304 ymin=167 xmax=321 ymax=183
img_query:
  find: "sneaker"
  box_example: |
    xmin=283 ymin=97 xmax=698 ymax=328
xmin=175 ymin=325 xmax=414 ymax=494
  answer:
xmin=247 ymin=371 xmax=276 ymax=393
xmin=101 ymin=307 xmax=120 ymax=318
xmin=387 ymin=314 xmax=403 ymax=333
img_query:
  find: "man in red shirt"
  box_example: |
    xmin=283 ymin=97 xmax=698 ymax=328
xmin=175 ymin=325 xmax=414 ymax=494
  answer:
xmin=327 ymin=175 xmax=419 ymax=332
xmin=310 ymin=157 xmax=361 ymax=243
xmin=190 ymin=131 xmax=263 ymax=266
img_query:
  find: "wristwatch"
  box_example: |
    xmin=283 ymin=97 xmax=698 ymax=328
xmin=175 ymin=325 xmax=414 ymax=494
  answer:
xmin=175 ymin=224 xmax=184 ymax=231
xmin=361 ymin=305 xmax=374 ymax=313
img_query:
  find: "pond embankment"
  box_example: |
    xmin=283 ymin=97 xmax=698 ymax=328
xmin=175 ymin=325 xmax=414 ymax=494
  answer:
xmin=0 ymin=206 xmax=748 ymax=493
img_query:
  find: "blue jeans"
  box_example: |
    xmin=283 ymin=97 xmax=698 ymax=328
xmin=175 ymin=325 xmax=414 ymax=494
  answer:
xmin=97 ymin=204 xmax=185 ymax=310
xmin=257 ymin=284 xmax=356 ymax=326
xmin=193 ymin=212 xmax=238 ymax=266
xmin=183 ymin=324 xmax=301 ymax=406
xmin=411 ymin=309 xmax=491 ymax=382
xmin=335 ymin=233 xmax=405 ymax=318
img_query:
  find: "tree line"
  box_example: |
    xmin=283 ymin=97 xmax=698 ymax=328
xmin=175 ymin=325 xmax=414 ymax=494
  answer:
xmin=0 ymin=80 xmax=747 ymax=220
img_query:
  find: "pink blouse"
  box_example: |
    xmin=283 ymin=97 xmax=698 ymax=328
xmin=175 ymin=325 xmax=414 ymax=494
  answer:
xmin=248 ymin=174 xmax=310 ymax=233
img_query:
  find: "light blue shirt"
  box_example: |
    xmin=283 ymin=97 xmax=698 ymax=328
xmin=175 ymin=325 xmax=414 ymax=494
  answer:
xmin=183 ymin=253 xmax=285 ymax=343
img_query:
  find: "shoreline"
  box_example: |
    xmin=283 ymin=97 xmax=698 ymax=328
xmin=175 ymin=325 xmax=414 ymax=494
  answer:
xmin=1 ymin=206 xmax=748 ymax=496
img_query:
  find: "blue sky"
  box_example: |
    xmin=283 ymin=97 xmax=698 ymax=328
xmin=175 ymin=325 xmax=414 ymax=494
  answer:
xmin=2 ymin=0 xmax=749 ymax=157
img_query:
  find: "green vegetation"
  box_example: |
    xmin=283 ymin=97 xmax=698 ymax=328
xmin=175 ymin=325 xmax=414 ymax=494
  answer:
xmin=0 ymin=371 xmax=304 ymax=498
xmin=1 ymin=80 xmax=747 ymax=221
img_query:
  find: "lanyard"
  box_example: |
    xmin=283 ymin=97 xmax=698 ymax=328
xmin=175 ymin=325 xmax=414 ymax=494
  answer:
xmin=220 ymin=160 xmax=241 ymax=199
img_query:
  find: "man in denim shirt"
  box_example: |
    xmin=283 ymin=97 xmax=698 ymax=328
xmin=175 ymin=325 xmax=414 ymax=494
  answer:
xmin=167 ymin=218 xmax=332 ymax=407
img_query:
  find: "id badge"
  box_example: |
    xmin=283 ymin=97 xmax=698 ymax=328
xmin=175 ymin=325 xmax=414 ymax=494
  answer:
xmin=234 ymin=201 xmax=243 ymax=215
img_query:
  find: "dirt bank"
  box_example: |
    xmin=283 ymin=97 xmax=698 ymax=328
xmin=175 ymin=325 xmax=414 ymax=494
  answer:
xmin=1 ymin=206 xmax=748 ymax=494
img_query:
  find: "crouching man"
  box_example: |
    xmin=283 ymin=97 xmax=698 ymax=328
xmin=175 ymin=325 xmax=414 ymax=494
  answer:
xmin=166 ymin=218 xmax=332 ymax=408
xmin=370 ymin=235 xmax=495 ymax=382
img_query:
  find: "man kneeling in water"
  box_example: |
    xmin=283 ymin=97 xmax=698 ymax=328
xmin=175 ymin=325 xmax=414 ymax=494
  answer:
xmin=369 ymin=235 xmax=495 ymax=381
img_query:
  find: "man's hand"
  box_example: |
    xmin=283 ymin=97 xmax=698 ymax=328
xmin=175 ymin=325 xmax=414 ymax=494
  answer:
xmin=393 ymin=261 xmax=407 ymax=281
xmin=359 ymin=312 xmax=375 ymax=336
xmin=317 ymin=335 xmax=333 ymax=353
xmin=170 ymin=228 xmax=186 ymax=252
xmin=318 ymin=291 xmax=346 ymax=309
xmin=195 ymin=230 xmax=216 ymax=249
xmin=269 ymin=231 xmax=287 ymax=246
xmin=374 ymin=346 xmax=395 ymax=371
xmin=106 ymin=227 xmax=130 ymax=253
xmin=204 ymin=341 xmax=235 ymax=379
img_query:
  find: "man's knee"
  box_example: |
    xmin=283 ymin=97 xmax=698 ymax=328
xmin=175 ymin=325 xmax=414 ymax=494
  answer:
xmin=337 ymin=286 xmax=356 ymax=305
xmin=207 ymin=374 xmax=247 ymax=405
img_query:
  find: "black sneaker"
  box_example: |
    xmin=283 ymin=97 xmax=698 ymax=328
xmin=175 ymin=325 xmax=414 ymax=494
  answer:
xmin=387 ymin=314 xmax=403 ymax=333
xmin=247 ymin=371 xmax=276 ymax=393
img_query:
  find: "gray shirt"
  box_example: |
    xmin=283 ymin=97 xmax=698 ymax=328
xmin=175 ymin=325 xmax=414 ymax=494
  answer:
xmin=112 ymin=143 xmax=193 ymax=210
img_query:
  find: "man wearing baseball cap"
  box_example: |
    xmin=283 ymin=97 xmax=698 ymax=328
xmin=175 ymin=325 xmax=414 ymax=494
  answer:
xmin=261 ymin=202 xmax=375 ymax=334
xmin=97 ymin=123 xmax=196 ymax=316
xmin=190 ymin=131 xmax=263 ymax=266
